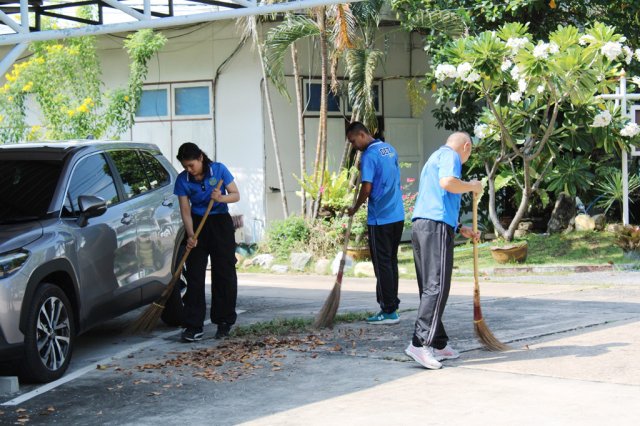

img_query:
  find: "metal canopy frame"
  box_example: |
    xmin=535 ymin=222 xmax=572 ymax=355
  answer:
xmin=0 ymin=0 xmax=361 ymax=75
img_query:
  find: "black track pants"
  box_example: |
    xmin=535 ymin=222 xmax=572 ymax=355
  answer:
xmin=368 ymin=220 xmax=404 ymax=313
xmin=411 ymin=219 xmax=454 ymax=349
xmin=183 ymin=213 xmax=238 ymax=328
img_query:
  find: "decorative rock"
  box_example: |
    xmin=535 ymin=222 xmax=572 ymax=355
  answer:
xmin=575 ymin=214 xmax=596 ymax=231
xmin=270 ymin=264 xmax=289 ymax=273
xmin=315 ymin=258 xmax=330 ymax=275
xmin=518 ymin=221 xmax=534 ymax=231
xmin=290 ymin=252 xmax=312 ymax=271
xmin=547 ymin=193 xmax=576 ymax=233
xmin=606 ymin=223 xmax=624 ymax=233
xmin=593 ymin=214 xmax=606 ymax=231
xmin=252 ymin=254 xmax=274 ymax=269
xmin=514 ymin=229 xmax=529 ymax=239
xmin=354 ymin=262 xmax=376 ymax=277
xmin=331 ymin=252 xmax=354 ymax=275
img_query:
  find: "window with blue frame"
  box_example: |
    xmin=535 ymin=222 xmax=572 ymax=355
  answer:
xmin=136 ymin=89 xmax=168 ymax=117
xmin=175 ymin=86 xmax=211 ymax=116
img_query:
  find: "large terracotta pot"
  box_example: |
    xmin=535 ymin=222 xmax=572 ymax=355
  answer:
xmin=347 ymin=246 xmax=371 ymax=261
xmin=490 ymin=241 xmax=528 ymax=264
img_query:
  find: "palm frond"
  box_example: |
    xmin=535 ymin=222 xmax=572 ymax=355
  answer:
xmin=264 ymin=15 xmax=320 ymax=99
xmin=405 ymin=10 xmax=465 ymax=38
xmin=330 ymin=4 xmax=356 ymax=52
xmin=346 ymin=48 xmax=383 ymax=132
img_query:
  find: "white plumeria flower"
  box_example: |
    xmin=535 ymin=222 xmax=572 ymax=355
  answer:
xmin=621 ymin=122 xmax=640 ymax=138
xmin=451 ymin=106 xmax=459 ymax=114
xmin=591 ymin=110 xmax=612 ymax=128
xmin=579 ymin=35 xmax=596 ymax=46
xmin=501 ymin=59 xmax=513 ymax=72
xmin=620 ymin=36 xmax=627 ymax=42
xmin=601 ymin=42 xmax=623 ymax=61
xmin=549 ymin=42 xmax=559 ymax=54
xmin=456 ymin=62 xmax=473 ymax=78
xmin=474 ymin=123 xmax=489 ymax=139
xmin=434 ymin=63 xmax=458 ymax=81
xmin=462 ymin=71 xmax=481 ymax=83
xmin=623 ymin=46 xmax=634 ymax=65
xmin=510 ymin=65 xmax=521 ymax=80
xmin=518 ymin=79 xmax=528 ymax=92
xmin=631 ymin=76 xmax=640 ymax=86
xmin=509 ymin=91 xmax=523 ymax=103
xmin=533 ymin=43 xmax=550 ymax=59
xmin=537 ymin=85 xmax=545 ymax=94
xmin=506 ymin=37 xmax=528 ymax=54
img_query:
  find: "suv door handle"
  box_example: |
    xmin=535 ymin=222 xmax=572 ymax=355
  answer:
xmin=121 ymin=213 xmax=133 ymax=225
xmin=162 ymin=197 xmax=174 ymax=208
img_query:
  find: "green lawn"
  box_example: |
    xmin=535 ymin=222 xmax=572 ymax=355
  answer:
xmin=398 ymin=231 xmax=628 ymax=278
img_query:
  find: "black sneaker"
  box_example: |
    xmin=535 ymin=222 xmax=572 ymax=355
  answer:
xmin=214 ymin=323 xmax=231 ymax=339
xmin=181 ymin=327 xmax=203 ymax=342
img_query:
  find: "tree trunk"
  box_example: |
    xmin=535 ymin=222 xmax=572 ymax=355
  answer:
xmin=312 ymin=8 xmax=328 ymax=219
xmin=257 ymin=26 xmax=289 ymax=219
xmin=291 ymin=43 xmax=306 ymax=217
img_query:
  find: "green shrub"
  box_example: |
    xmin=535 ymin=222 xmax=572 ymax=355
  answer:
xmin=262 ymin=215 xmax=310 ymax=259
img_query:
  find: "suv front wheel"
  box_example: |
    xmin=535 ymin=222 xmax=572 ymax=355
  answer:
xmin=20 ymin=284 xmax=75 ymax=383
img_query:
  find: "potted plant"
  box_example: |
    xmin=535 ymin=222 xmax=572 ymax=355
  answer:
xmin=345 ymin=206 xmax=370 ymax=260
xmin=614 ymin=224 xmax=640 ymax=260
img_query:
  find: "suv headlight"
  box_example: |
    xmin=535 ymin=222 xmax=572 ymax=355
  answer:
xmin=0 ymin=250 xmax=30 ymax=279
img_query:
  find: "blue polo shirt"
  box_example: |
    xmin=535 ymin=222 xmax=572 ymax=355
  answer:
xmin=174 ymin=162 xmax=234 ymax=216
xmin=360 ymin=140 xmax=404 ymax=225
xmin=412 ymin=145 xmax=462 ymax=228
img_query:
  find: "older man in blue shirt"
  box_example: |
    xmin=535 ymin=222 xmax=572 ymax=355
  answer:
xmin=346 ymin=122 xmax=405 ymax=324
xmin=405 ymin=131 xmax=482 ymax=369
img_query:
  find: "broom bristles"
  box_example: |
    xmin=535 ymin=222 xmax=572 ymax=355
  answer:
xmin=313 ymin=280 xmax=342 ymax=329
xmin=474 ymin=318 xmax=510 ymax=351
xmin=126 ymin=302 xmax=166 ymax=334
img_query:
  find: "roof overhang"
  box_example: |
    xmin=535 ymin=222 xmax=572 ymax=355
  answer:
xmin=0 ymin=0 xmax=362 ymax=75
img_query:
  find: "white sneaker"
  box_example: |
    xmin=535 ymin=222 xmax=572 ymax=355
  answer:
xmin=404 ymin=343 xmax=442 ymax=370
xmin=433 ymin=344 xmax=460 ymax=361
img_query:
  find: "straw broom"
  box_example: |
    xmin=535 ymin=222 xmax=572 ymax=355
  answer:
xmin=472 ymin=191 xmax=509 ymax=351
xmin=128 ymin=179 xmax=223 ymax=334
xmin=313 ymin=174 xmax=361 ymax=329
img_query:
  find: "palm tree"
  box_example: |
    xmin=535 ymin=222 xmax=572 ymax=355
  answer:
xmin=265 ymin=5 xmax=357 ymax=218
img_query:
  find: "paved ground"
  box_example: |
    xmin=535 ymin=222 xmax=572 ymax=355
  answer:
xmin=1 ymin=270 xmax=639 ymax=425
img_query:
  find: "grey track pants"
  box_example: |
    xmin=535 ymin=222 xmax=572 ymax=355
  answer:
xmin=411 ymin=219 xmax=454 ymax=349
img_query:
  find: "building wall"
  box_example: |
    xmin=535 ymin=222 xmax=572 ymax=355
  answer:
xmin=264 ymin=26 xmax=451 ymax=224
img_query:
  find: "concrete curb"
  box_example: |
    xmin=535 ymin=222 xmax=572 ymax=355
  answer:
xmin=489 ymin=263 xmax=638 ymax=275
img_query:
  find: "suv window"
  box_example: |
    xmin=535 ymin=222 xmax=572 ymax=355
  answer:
xmin=63 ymin=153 xmax=119 ymax=217
xmin=139 ymin=151 xmax=170 ymax=189
xmin=0 ymin=159 xmax=62 ymax=222
xmin=109 ymin=150 xmax=152 ymax=199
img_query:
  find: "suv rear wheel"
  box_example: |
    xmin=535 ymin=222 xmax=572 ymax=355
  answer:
xmin=20 ymin=284 xmax=75 ymax=383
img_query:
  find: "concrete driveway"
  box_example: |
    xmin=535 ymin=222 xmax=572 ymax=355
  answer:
xmin=1 ymin=270 xmax=639 ymax=425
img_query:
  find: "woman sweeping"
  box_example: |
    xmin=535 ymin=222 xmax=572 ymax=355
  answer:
xmin=174 ymin=142 xmax=240 ymax=341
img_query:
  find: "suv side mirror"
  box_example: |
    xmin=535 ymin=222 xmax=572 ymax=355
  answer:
xmin=77 ymin=195 xmax=107 ymax=227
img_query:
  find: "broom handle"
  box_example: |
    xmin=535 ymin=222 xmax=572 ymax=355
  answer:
xmin=338 ymin=171 xmax=363 ymax=274
xmin=472 ymin=192 xmax=479 ymax=285
xmin=160 ymin=179 xmax=224 ymax=298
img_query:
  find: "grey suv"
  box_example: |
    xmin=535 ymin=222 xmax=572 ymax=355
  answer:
xmin=0 ymin=141 xmax=185 ymax=382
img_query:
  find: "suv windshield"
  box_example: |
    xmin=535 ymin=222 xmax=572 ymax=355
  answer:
xmin=0 ymin=159 xmax=63 ymax=223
